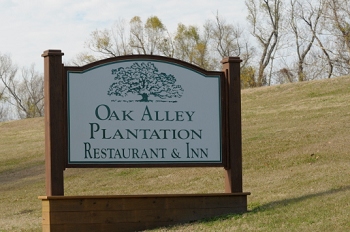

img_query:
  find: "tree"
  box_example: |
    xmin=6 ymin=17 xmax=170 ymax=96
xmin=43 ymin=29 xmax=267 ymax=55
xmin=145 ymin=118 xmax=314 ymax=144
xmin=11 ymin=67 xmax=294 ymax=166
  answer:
xmin=72 ymin=16 xmax=172 ymax=66
xmin=241 ymin=66 xmax=257 ymax=88
xmin=277 ymin=67 xmax=295 ymax=83
xmin=246 ymin=0 xmax=283 ymax=86
xmin=0 ymin=53 xmax=44 ymax=119
xmin=314 ymin=33 xmax=333 ymax=79
xmin=323 ymin=0 xmax=350 ymax=75
xmin=0 ymin=53 xmax=17 ymax=120
xmin=16 ymin=65 xmax=44 ymax=118
xmin=71 ymin=19 xmax=132 ymax=66
xmin=173 ymin=23 xmax=213 ymax=69
xmin=129 ymin=16 xmax=170 ymax=55
xmin=289 ymin=0 xmax=324 ymax=81
xmin=74 ymin=14 xmax=254 ymax=72
xmin=0 ymin=87 xmax=7 ymax=121
xmin=108 ymin=62 xmax=184 ymax=102
xmin=208 ymin=13 xmax=254 ymax=69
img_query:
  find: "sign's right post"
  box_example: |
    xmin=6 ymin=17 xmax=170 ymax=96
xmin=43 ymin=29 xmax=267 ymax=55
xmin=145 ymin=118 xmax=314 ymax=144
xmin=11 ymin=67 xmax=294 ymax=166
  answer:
xmin=221 ymin=57 xmax=243 ymax=193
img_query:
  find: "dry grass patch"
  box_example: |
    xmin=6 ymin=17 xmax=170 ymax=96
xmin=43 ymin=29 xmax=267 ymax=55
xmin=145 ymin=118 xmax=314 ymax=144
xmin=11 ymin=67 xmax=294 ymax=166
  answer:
xmin=1 ymin=77 xmax=350 ymax=231
xmin=0 ymin=118 xmax=45 ymax=231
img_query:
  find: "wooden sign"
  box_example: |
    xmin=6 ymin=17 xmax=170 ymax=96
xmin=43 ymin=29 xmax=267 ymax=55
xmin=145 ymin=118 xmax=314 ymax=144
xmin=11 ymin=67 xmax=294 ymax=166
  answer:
xmin=67 ymin=59 xmax=224 ymax=166
xmin=40 ymin=50 xmax=249 ymax=232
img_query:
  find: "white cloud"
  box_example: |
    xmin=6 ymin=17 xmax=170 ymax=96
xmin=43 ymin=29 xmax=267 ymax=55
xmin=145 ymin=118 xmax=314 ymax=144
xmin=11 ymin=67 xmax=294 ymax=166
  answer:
xmin=0 ymin=0 xmax=247 ymax=71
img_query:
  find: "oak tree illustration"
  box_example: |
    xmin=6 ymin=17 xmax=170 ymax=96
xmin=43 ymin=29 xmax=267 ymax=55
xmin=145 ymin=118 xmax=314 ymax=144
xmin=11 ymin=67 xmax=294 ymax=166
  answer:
xmin=108 ymin=62 xmax=184 ymax=102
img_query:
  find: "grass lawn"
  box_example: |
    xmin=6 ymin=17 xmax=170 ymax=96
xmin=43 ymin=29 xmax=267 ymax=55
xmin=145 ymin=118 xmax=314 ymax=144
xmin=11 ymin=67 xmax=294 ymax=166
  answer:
xmin=0 ymin=76 xmax=349 ymax=231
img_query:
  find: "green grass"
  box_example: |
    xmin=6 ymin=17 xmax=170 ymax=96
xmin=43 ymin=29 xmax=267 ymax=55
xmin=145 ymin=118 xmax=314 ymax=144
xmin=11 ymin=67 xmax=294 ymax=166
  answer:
xmin=1 ymin=76 xmax=350 ymax=231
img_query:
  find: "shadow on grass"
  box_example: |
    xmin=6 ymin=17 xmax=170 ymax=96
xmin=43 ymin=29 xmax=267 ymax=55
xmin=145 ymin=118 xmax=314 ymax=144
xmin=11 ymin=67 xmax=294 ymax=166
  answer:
xmin=0 ymin=161 xmax=44 ymax=190
xmin=249 ymin=185 xmax=350 ymax=214
xmin=162 ymin=185 xmax=350 ymax=230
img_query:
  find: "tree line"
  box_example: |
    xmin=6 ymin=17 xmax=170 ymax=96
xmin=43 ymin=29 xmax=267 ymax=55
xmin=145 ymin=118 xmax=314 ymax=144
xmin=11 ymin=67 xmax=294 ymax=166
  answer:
xmin=0 ymin=54 xmax=43 ymax=121
xmin=1 ymin=0 xmax=349 ymax=121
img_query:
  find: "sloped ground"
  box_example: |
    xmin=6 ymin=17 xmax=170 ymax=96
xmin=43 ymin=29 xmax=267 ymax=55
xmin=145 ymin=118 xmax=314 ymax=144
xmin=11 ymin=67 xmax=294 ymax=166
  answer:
xmin=0 ymin=77 xmax=349 ymax=231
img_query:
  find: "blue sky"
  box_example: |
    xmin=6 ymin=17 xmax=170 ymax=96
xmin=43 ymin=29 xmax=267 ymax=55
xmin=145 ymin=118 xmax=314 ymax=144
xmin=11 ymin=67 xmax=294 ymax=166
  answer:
xmin=0 ymin=0 xmax=247 ymax=72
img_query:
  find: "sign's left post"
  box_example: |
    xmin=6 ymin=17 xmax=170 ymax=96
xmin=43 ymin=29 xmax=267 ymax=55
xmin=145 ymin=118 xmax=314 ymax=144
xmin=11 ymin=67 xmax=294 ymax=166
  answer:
xmin=42 ymin=50 xmax=65 ymax=196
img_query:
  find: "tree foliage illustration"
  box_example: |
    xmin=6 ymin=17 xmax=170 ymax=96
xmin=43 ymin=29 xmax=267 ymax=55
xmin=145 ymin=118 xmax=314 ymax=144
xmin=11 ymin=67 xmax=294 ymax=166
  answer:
xmin=107 ymin=62 xmax=184 ymax=102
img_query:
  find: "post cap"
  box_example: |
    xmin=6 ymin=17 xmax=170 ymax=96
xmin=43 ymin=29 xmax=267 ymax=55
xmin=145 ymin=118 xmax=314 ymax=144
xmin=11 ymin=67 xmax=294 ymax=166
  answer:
xmin=221 ymin=57 xmax=242 ymax=64
xmin=42 ymin=50 xmax=64 ymax=57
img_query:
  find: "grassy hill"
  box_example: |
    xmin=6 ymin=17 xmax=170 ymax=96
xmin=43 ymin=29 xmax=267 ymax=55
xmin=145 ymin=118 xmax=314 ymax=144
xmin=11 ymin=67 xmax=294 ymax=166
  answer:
xmin=1 ymin=76 xmax=349 ymax=231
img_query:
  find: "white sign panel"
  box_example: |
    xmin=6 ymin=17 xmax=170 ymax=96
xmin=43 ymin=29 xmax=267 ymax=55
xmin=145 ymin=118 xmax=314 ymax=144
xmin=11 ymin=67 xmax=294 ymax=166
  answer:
xmin=67 ymin=60 xmax=222 ymax=165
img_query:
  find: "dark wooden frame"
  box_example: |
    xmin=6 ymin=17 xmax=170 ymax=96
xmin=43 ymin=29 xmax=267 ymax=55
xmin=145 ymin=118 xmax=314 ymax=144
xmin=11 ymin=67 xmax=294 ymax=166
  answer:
xmin=42 ymin=50 xmax=243 ymax=195
xmin=64 ymin=55 xmax=227 ymax=168
xmin=42 ymin=50 xmax=65 ymax=196
xmin=222 ymin=57 xmax=243 ymax=193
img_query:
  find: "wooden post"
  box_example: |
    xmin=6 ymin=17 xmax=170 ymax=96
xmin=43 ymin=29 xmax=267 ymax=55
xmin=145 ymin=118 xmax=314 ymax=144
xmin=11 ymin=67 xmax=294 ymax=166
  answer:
xmin=221 ymin=57 xmax=243 ymax=193
xmin=42 ymin=50 xmax=65 ymax=196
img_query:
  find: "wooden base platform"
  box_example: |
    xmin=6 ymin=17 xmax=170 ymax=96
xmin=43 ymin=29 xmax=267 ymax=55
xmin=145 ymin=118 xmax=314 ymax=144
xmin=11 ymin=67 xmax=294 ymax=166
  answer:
xmin=39 ymin=193 xmax=250 ymax=232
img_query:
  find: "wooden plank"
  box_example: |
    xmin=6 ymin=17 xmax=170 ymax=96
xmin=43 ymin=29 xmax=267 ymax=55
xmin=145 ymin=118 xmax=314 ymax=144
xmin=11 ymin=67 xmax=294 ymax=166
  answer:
xmin=39 ymin=193 xmax=250 ymax=201
xmin=164 ymin=195 xmax=247 ymax=209
xmin=41 ymin=200 xmax=50 ymax=212
xmin=42 ymin=210 xmax=50 ymax=225
xmin=132 ymin=207 xmax=246 ymax=223
xmin=45 ymin=198 xmax=84 ymax=212
xmin=42 ymin=224 xmax=50 ymax=232
xmin=47 ymin=205 xmax=246 ymax=225
xmin=43 ymin=194 xmax=248 ymax=211
xmin=45 ymin=194 xmax=248 ymax=224
xmin=39 ymin=192 xmax=249 ymax=200
xmin=45 ymin=197 xmax=166 ymax=211
xmin=44 ymin=221 xmax=173 ymax=232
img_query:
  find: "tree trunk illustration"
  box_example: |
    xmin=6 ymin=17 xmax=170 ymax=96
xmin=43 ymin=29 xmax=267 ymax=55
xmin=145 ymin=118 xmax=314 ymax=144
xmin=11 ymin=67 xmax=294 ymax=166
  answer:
xmin=140 ymin=93 xmax=149 ymax=102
